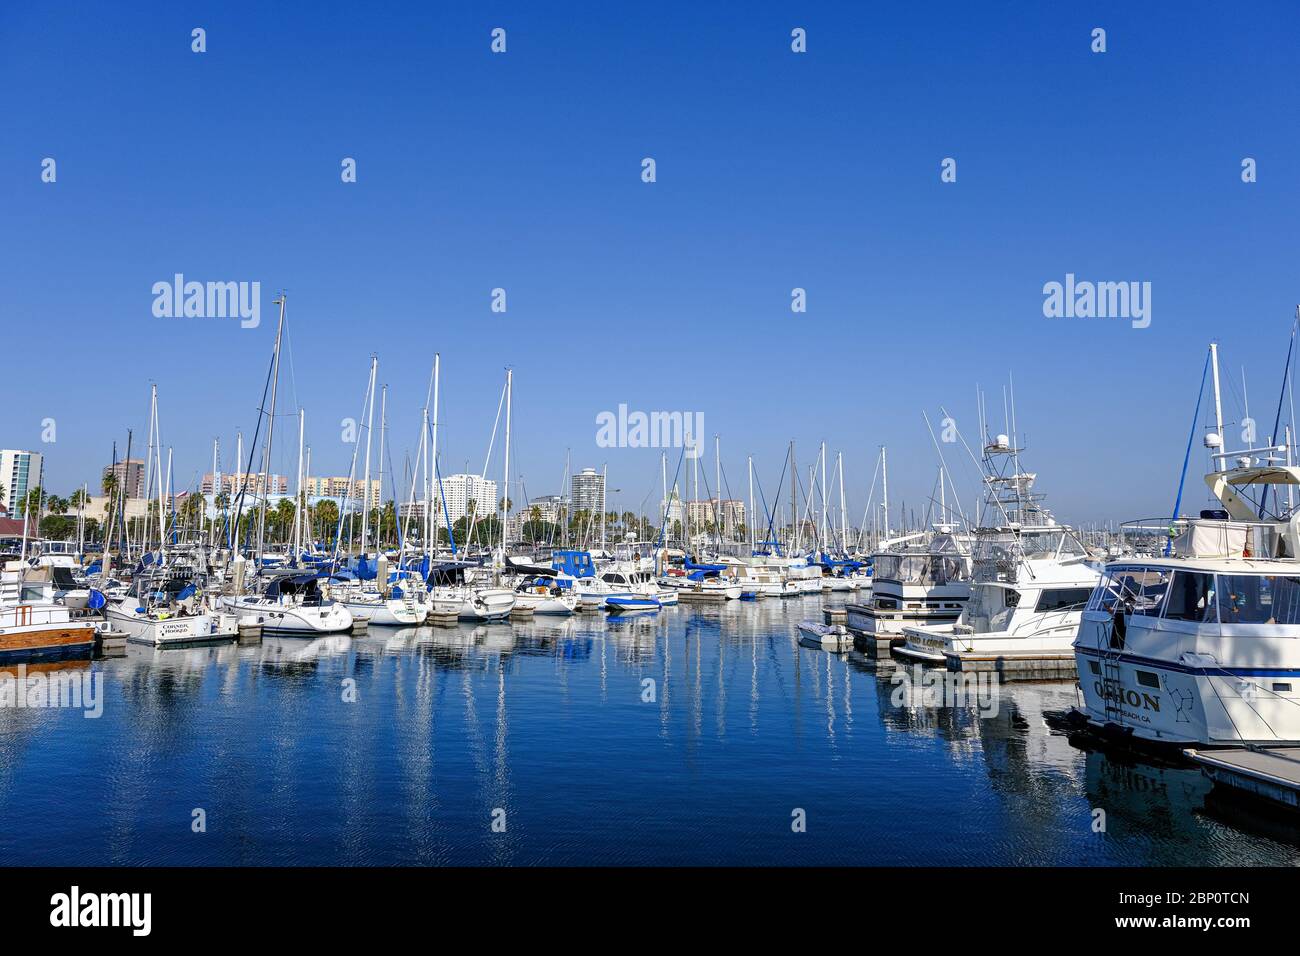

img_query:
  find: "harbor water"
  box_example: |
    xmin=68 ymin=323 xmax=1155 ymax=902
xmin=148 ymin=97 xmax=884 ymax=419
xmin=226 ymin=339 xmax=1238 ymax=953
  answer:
xmin=1 ymin=596 xmax=1296 ymax=866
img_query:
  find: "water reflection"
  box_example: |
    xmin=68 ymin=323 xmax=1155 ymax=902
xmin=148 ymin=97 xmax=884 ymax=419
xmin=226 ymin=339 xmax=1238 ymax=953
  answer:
xmin=0 ymin=600 xmax=1296 ymax=865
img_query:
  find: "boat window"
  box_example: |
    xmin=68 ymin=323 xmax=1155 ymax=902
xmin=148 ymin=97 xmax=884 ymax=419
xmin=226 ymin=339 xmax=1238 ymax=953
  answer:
xmin=1273 ymin=683 xmax=1292 ymax=693
xmin=1034 ymin=587 xmax=1092 ymax=613
xmin=1087 ymin=567 xmax=1139 ymax=612
xmin=1218 ymin=575 xmax=1300 ymax=625
xmin=1087 ymin=660 xmax=1101 ymax=675
xmin=1135 ymin=670 xmax=1160 ymax=689
xmin=1130 ymin=569 xmax=1171 ymax=616
xmin=1162 ymin=571 xmax=1218 ymax=623
xmin=1005 ymin=589 xmax=1020 ymax=608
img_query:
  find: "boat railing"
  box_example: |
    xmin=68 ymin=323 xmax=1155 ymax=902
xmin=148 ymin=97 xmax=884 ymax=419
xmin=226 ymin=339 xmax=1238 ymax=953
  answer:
xmin=1119 ymin=517 xmax=1289 ymax=560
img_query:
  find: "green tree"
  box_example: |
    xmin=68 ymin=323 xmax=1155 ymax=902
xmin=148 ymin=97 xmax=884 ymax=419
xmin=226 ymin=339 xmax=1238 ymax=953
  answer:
xmin=39 ymin=514 xmax=74 ymax=539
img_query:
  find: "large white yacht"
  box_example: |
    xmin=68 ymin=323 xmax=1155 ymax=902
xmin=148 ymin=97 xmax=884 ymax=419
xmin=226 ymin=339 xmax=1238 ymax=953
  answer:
xmin=845 ymin=528 xmax=972 ymax=642
xmin=1073 ymin=462 xmax=1300 ymax=746
xmin=898 ymin=435 xmax=1099 ymax=666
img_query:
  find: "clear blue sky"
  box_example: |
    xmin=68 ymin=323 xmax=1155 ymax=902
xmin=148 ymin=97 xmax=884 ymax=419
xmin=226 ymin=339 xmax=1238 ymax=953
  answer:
xmin=2 ymin=1 xmax=1297 ymax=526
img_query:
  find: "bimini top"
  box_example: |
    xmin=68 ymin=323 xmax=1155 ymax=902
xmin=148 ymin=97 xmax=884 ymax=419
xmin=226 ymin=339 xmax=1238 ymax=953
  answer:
xmin=1205 ymin=465 xmax=1300 ymax=522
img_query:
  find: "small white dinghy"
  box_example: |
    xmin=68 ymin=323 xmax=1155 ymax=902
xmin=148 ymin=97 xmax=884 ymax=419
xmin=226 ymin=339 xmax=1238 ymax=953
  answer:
xmin=797 ymin=621 xmax=853 ymax=651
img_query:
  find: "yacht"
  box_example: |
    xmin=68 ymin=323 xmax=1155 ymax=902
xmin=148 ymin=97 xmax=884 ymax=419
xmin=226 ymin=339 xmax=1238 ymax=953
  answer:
xmin=898 ymin=436 xmax=1099 ymax=667
xmin=845 ymin=528 xmax=972 ymax=641
xmin=1073 ymin=465 xmax=1300 ymax=746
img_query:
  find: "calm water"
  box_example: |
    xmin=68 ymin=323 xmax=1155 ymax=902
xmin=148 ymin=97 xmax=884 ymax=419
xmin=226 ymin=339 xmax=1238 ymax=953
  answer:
xmin=1 ymin=596 xmax=1297 ymax=866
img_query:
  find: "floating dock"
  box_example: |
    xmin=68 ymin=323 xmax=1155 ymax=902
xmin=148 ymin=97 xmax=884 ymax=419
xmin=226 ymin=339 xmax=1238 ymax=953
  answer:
xmin=676 ymin=590 xmax=727 ymax=603
xmin=1185 ymin=747 xmax=1300 ymax=810
xmin=943 ymin=650 xmax=1076 ymax=681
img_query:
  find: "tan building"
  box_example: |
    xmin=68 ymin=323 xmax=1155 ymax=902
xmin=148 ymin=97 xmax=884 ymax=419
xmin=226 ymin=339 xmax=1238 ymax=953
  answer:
xmin=102 ymin=458 xmax=145 ymax=499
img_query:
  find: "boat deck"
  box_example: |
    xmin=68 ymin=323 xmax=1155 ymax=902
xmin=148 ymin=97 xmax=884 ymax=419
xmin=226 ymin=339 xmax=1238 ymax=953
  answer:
xmin=1185 ymin=746 xmax=1300 ymax=810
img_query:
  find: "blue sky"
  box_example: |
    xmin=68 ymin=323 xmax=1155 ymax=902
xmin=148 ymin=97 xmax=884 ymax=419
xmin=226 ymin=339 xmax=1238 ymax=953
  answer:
xmin=2 ymin=1 xmax=1297 ymax=526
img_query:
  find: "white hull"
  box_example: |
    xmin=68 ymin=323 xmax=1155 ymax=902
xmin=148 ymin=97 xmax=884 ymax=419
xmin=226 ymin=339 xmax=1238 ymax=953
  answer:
xmin=220 ymin=595 xmax=353 ymax=635
xmin=106 ymin=605 xmax=230 ymax=646
xmin=1074 ymin=609 xmax=1300 ymax=746
xmin=430 ymin=586 xmax=515 ymax=621
xmin=340 ymin=598 xmax=427 ymax=627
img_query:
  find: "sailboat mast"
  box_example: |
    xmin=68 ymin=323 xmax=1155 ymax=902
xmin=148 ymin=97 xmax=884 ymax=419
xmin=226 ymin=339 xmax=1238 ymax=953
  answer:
xmin=747 ymin=454 xmax=754 ymax=554
xmin=376 ymin=385 xmax=387 ymax=550
xmin=257 ymin=294 xmax=287 ymax=560
xmin=820 ymin=440 xmax=828 ymax=553
xmin=500 ymin=368 xmax=512 ymax=566
xmin=360 ymin=356 xmax=378 ymax=554
xmin=294 ymin=408 xmax=305 ymax=559
xmin=428 ymin=354 xmax=440 ymax=556
xmin=838 ymin=452 xmax=847 ymax=552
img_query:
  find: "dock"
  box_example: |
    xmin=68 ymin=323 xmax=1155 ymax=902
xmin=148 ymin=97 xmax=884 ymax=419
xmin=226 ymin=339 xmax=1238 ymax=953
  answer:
xmin=510 ymin=606 xmax=535 ymax=621
xmin=676 ymin=590 xmax=727 ymax=603
xmin=1185 ymin=747 xmax=1300 ymax=810
xmin=943 ymin=650 xmax=1076 ymax=681
xmin=822 ymin=607 xmax=847 ymax=625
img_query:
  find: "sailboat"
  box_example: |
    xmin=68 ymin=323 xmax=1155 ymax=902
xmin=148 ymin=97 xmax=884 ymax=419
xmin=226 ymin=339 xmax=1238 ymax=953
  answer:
xmin=217 ymin=294 xmax=354 ymax=637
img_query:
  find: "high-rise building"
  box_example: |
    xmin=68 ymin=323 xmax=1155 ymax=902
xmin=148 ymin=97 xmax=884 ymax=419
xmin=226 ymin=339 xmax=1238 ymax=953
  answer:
xmin=1 ymin=450 xmax=42 ymax=517
xmin=440 ymin=474 xmax=498 ymax=523
xmin=685 ymin=498 xmax=745 ymax=535
xmin=102 ymin=458 xmax=145 ymax=499
xmin=201 ymin=472 xmax=289 ymax=497
xmin=571 ymin=467 xmax=605 ymax=515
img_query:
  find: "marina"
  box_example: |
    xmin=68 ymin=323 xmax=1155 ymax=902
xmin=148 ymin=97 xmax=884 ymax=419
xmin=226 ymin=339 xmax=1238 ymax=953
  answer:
xmin=2 ymin=596 xmax=1299 ymax=867
xmin=4 ymin=1 xmax=1299 ymax=900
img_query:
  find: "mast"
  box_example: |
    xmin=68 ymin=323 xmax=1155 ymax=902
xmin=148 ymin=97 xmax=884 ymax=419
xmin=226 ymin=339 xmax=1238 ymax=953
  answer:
xmin=209 ymin=438 xmax=220 ymax=547
xmin=257 ymin=294 xmax=287 ymax=560
xmin=145 ymin=384 xmax=157 ymax=551
xmin=789 ymin=440 xmax=796 ymax=554
xmin=600 ymin=462 xmax=608 ymax=550
xmin=837 ymin=451 xmax=847 ymax=552
xmin=233 ymin=430 xmax=243 ymax=551
xmin=1210 ymin=341 xmax=1224 ymax=472
xmin=499 ymin=368 xmax=512 ymax=570
xmin=376 ymin=384 xmax=387 ymax=550
xmin=360 ymin=355 xmax=378 ymax=554
xmin=294 ymin=408 xmax=305 ymax=559
xmin=304 ymin=445 xmax=312 ymax=546
xmin=421 ymin=406 xmax=431 ymax=557
xmin=820 ymin=440 xmax=828 ymax=553
xmin=747 ymin=454 xmax=755 ymax=554
xmin=428 ymin=354 xmax=440 ymax=556
xmin=714 ymin=434 xmax=722 ymax=540
xmin=880 ymin=446 xmax=890 ymax=540
xmin=163 ymin=447 xmax=173 ymax=549
xmin=661 ymin=451 xmax=668 ymax=545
